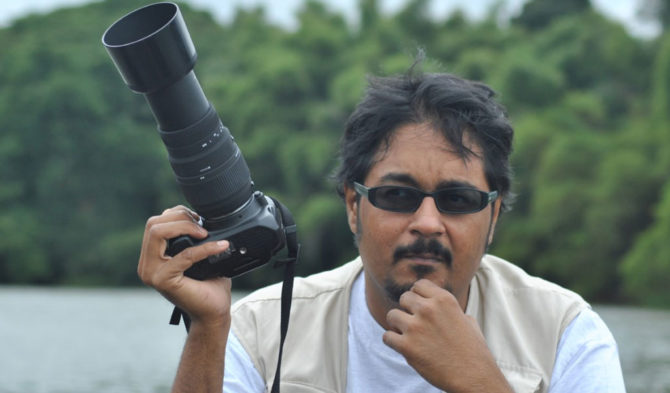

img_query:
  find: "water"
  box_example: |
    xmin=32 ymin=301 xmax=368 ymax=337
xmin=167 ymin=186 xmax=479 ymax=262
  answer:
xmin=0 ymin=287 xmax=190 ymax=393
xmin=1 ymin=287 xmax=669 ymax=393
xmin=597 ymin=305 xmax=670 ymax=392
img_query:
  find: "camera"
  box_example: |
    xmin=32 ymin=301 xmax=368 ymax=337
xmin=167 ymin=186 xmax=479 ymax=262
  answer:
xmin=102 ymin=2 xmax=297 ymax=280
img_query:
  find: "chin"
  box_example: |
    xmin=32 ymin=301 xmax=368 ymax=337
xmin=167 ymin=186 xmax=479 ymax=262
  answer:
xmin=383 ymin=278 xmax=414 ymax=303
xmin=383 ymin=266 xmax=453 ymax=302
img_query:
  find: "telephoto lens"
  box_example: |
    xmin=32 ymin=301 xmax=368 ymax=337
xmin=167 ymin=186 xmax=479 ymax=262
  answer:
xmin=102 ymin=2 xmax=296 ymax=279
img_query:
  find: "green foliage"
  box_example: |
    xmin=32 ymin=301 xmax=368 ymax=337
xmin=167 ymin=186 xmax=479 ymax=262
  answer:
xmin=0 ymin=0 xmax=668 ymax=306
xmin=621 ymin=182 xmax=670 ymax=306
xmin=494 ymin=48 xmax=566 ymax=109
xmin=513 ymin=0 xmax=591 ymax=31
xmin=652 ymin=33 xmax=670 ymax=124
xmin=637 ymin=0 xmax=670 ymax=31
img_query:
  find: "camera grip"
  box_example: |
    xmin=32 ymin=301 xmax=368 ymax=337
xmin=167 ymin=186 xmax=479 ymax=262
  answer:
xmin=166 ymin=235 xmax=195 ymax=257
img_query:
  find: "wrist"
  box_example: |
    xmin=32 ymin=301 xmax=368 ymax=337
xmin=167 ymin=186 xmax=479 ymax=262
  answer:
xmin=188 ymin=312 xmax=231 ymax=333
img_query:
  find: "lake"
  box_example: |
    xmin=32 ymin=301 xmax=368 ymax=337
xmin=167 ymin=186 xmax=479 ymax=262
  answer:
xmin=1 ymin=286 xmax=669 ymax=392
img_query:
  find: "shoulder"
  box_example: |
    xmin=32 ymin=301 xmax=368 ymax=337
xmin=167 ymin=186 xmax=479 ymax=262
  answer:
xmin=231 ymin=257 xmax=363 ymax=313
xmin=474 ymin=254 xmax=591 ymax=347
xmin=478 ymin=254 xmax=588 ymax=307
xmin=550 ymin=308 xmax=625 ymax=392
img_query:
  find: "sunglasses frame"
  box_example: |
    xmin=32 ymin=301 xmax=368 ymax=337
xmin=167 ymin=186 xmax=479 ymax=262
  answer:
xmin=353 ymin=182 xmax=498 ymax=214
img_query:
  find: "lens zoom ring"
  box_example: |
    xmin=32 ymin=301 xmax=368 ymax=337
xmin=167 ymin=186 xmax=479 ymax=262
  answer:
xmin=178 ymin=153 xmax=253 ymax=215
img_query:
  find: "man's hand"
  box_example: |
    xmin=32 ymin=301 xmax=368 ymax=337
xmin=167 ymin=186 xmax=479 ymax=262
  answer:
xmin=138 ymin=206 xmax=233 ymax=393
xmin=383 ymin=279 xmax=512 ymax=393
xmin=137 ymin=205 xmax=233 ymax=327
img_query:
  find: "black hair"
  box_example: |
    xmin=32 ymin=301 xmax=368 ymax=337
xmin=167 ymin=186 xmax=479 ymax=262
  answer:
xmin=334 ymin=62 xmax=515 ymax=212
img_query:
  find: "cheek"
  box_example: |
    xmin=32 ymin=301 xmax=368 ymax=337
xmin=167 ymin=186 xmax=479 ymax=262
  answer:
xmin=446 ymin=217 xmax=492 ymax=261
xmin=357 ymin=208 xmax=403 ymax=255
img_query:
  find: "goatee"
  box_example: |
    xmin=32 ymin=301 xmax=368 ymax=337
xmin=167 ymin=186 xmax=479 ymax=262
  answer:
xmin=383 ymin=238 xmax=453 ymax=302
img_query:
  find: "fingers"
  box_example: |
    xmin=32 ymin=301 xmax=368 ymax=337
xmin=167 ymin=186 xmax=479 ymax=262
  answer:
xmin=166 ymin=240 xmax=230 ymax=277
xmin=135 ymin=206 xmax=237 ymax=328
xmin=151 ymin=206 xmax=202 ymax=236
xmin=140 ymin=207 xmax=205 ymax=257
xmin=382 ymin=329 xmax=404 ymax=353
xmin=385 ymin=292 xmax=422 ymax=352
xmin=162 ymin=205 xmax=200 ymax=222
xmin=386 ymin=307 xmax=410 ymax=333
xmin=408 ymin=278 xmax=447 ymax=298
xmin=138 ymin=205 xmax=213 ymax=287
xmin=146 ymin=240 xmax=231 ymax=295
xmin=147 ymin=206 xmax=204 ymax=240
xmin=385 ymin=279 xmax=460 ymax=340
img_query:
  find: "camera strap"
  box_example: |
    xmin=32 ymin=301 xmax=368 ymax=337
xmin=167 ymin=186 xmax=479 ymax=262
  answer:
xmin=269 ymin=198 xmax=299 ymax=393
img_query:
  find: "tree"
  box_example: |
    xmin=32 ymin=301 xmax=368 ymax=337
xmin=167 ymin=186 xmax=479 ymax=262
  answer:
xmin=638 ymin=0 xmax=670 ymax=32
xmin=513 ymin=0 xmax=592 ymax=31
xmin=652 ymin=33 xmax=670 ymax=125
xmin=0 ymin=0 xmax=668 ymax=303
xmin=620 ymin=183 xmax=670 ymax=306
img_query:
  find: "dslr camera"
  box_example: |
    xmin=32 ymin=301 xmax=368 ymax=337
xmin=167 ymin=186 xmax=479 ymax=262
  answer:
xmin=102 ymin=2 xmax=297 ymax=280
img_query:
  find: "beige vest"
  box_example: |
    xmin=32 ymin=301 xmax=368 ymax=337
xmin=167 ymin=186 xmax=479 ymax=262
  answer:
xmin=231 ymin=255 xmax=588 ymax=393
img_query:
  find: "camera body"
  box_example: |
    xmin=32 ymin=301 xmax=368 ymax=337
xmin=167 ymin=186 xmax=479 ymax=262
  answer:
xmin=166 ymin=191 xmax=286 ymax=280
xmin=102 ymin=2 xmax=295 ymax=279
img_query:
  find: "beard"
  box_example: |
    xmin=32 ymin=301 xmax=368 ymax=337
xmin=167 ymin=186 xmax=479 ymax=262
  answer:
xmin=354 ymin=210 xmax=458 ymax=303
xmin=382 ymin=237 xmax=453 ymax=302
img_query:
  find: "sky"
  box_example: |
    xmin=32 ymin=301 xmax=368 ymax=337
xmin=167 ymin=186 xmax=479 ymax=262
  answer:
xmin=0 ymin=0 xmax=661 ymax=39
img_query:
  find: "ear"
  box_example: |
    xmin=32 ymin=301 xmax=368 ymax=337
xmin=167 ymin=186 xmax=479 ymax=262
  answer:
xmin=344 ymin=184 xmax=359 ymax=235
xmin=487 ymin=199 xmax=502 ymax=245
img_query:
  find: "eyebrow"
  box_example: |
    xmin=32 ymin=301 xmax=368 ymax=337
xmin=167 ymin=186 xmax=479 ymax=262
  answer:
xmin=378 ymin=173 xmax=480 ymax=190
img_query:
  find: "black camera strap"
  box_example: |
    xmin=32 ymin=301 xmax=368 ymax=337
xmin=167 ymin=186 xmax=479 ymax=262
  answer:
xmin=169 ymin=198 xmax=299 ymax=393
xmin=269 ymin=198 xmax=299 ymax=393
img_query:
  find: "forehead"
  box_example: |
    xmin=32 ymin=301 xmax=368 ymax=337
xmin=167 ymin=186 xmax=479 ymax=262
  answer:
xmin=365 ymin=123 xmax=488 ymax=190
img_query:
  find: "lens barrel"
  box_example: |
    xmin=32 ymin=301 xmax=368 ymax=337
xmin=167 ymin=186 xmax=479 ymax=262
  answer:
xmin=102 ymin=2 xmax=253 ymax=219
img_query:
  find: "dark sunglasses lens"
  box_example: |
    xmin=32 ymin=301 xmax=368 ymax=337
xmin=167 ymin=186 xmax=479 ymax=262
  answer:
xmin=436 ymin=189 xmax=484 ymax=212
xmin=371 ymin=186 xmax=422 ymax=211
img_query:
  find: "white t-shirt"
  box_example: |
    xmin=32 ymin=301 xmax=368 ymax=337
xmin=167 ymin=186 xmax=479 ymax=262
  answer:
xmin=223 ymin=273 xmax=625 ymax=392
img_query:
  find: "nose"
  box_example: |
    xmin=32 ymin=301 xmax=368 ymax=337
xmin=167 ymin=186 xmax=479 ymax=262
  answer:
xmin=408 ymin=196 xmax=445 ymax=237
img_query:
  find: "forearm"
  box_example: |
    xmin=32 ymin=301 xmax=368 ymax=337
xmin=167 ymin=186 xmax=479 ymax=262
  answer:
xmin=172 ymin=318 xmax=230 ymax=393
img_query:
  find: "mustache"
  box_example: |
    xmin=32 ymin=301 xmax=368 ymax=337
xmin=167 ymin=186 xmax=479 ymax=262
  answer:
xmin=392 ymin=238 xmax=452 ymax=268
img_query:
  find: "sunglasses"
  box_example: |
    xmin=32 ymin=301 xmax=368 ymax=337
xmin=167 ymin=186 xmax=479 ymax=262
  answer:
xmin=353 ymin=182 xmax=498 ymax=214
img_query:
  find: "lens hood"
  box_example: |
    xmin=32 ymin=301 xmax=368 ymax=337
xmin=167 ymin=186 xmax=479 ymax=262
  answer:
xmin=102 ymin=2 xmax=196 ymax=94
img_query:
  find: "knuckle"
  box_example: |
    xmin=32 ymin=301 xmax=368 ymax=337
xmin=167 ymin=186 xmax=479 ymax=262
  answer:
xmin=161 ymin=206 xmax=178 ymax=215
xmin=145 ymin=215 xmax=160 ymax=230
xmin=180 ymin=246 xmax=198 ymax=261
xmin=386 ymin=309 xmax=398 ymax=323
xmin=162 ymin=205 xmax=185 ymax=215
xmin=435 ymin=289 xmax=457 ymax=306
xmin=413 ymin=301 xmax=436 ymax=322
xmin=147 ymin=223 xmax=162 ymax=239
xmin=399 ymin=291 xmax=411 ymax=304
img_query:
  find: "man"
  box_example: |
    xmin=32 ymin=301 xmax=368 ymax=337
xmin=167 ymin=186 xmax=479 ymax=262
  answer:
xmin=138 ymin=67 xmax=625 ymax=392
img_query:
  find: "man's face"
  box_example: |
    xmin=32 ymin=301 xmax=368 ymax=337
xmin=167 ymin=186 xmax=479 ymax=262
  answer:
xmin=344 ymin=123 xmax=500 ymax=316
